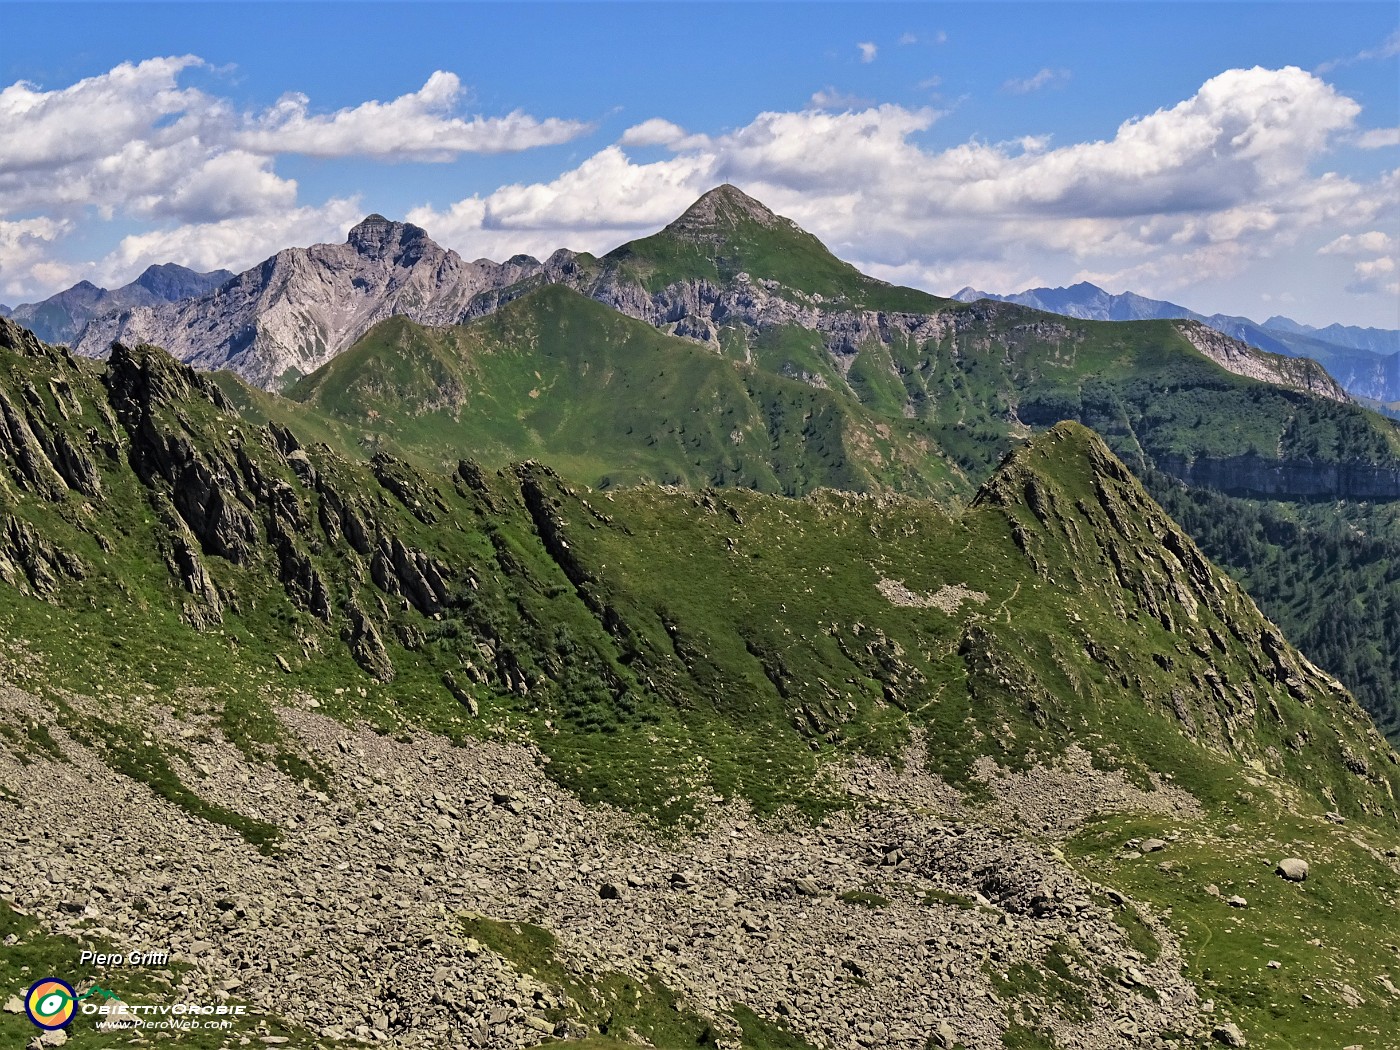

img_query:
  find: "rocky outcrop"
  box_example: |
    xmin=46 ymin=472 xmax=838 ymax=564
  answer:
xmin=103 ymin=343 xmax=262 ymax=565
xmin=73 ymin=218 xmax=541 ymax=390
xmin=1155 ymin=452 xmax=1400 ymax=500
xmin=1174 ymin=322 xmax=1350 ymax=403
xmin=0 ymin=320 xmax=112 ymax=501
xmin=0 ymin=515 xmax=86 ymax=596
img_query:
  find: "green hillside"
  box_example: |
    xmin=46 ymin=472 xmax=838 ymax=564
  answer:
xmin=290 ymin=285 xmax=963 ymax=498
xmin=598 ymin=184 xmax=951 ymax=313
xmin=3 ymin=319 xmax=1400 ymax=1046
xmin=287 ymin=221 xmax=1400 ymax=742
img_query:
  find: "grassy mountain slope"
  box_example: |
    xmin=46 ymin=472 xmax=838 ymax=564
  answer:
xmin=290 ymin=285 xmax=962 ymax=498
xmin=820 ymin=303 xmax=1398 ymax=489
xmin=3 ymin=321 xmax=1400 ymax=1047
xmin=528 ymin=187 xmax=1398 ymax=496
xmin=1 ymin=320 xmax=1394 ymax=825
xmin=598 ymin=185 xmax=951 ymax=313
xmin=289 ymin=229 xmax=1400 ymax=741
xmin=481 ymin=187 xmax=1400 ymax=745
xmin=1149 ymin=474 xmax=1400 ymax=740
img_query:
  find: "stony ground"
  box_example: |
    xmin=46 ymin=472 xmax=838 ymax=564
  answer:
xmin=0 ymin=680 xmax=1214 ymax=1049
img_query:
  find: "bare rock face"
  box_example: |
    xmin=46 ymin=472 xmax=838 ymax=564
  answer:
xmin=663 ymin=182 xmax=785 ymax=240
xmin=73 ymin=217 xmax=542 ymax=391
xmin=1175 ymin=321 xmax=1350 ymax=404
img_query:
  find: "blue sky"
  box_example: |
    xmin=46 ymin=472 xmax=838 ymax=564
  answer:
xmin=2 ymin=2 xmax=1397 ymax=327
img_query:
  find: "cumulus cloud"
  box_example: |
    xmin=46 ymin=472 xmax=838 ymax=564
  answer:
xmin=1356 ymin=127 xmax=1400 ymax=149
xmin=405 ymin=65 xmax=1387 ymax=319
xmin=0 ymin=56 xmax=209 ymax=176
xmin=93 ymin=198 xmax=366 ymax=286
xmin=1002 ymin=68 xmax=1070 ymax=94
xmin=234 ymin=71 xmax=590 ymax=159
xmin=0 ymin=56 xmax=293 ymax=224
xmin=1346 ymin=254 xmax=1398 ymax=296
xmin=3 ymin=57 xmax=1391 ymax=321
xmin=857 ymin=42 xmax=878 ymax=63
xmin=0 ymin=57 xmax=592 ymax=298
xmin=619 ymin=118 xmax=688 ymax=148
xmin=1320 ymin=231 xmax=1395 ymax=255
xmin=617 ymin=118 xmax=711 ymax=152
xmin=0 ymin=217 xmax=75 ymax=300
xmin=0 ymin=60 xmax=589 ymax=226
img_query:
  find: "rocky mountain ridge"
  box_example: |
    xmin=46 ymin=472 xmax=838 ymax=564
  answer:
xmin=4 ymin=314 xmax=1394 ymax=820
xmin=67 ymin=187 xmax=1363 ymax=422
xmin=6 ymin=263 xmax=234 ymax=346
xmin=954 ymin=281 xmax=1400 ymax=404
xmin=72 ymin=217 xmax=541 ymax=389
xmin=3 ymin=315 xmax=1400 ymax=1048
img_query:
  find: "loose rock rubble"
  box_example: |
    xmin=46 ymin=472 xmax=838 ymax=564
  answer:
xmin=0 ymin=682 xmax=1214 ymax=1049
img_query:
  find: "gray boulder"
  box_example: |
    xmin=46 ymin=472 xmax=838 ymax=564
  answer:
xmin=1276 ymin=858 xmax=1309 ymax=882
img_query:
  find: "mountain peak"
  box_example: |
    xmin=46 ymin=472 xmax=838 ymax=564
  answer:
xmin=347 ymin=214 xmax=431 ymax=258
xmin=667 ymin=184 xmax=781 ymax=237
xmin=133 ymin=262 xmax=234 ymax=302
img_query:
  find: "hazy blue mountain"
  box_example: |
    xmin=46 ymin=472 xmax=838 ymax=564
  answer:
xmin=1264 ymin=314 xmax=1400 ymax=355
xmin=7 ymin=263 xmax=234 ymax=345
xmin=955 ymin=282 xmax=1400 ymax=403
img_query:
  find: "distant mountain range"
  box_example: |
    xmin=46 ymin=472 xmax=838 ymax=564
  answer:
xmin=8 ymin=184 xmax=1400 ymax=749
xmin=6 ymin=185 xmax=1400 ymax=1050
xmin=73 ymin=216 xmax=546 ymax=389
xmin=953 ymin=281 xmax=1400 ymax=405
xmin=1262 ymin=313 xmax=1400 ymax=355
xmin=8 ymin=205 xmax=1390 ymax=411
xmin=2 ymin=263 xmax=234 ymax=346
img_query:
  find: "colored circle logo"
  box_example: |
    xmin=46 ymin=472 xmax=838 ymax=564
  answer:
xmin=25 ymin=978 xmax=76 ymax=1029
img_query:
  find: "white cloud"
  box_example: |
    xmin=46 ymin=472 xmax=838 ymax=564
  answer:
xmin=407 ymin=65 xmax=1388 ymax=321
xmin=0 ymin=57 xmax=594 ymax=299
xmin=1356 ymin=127 xmax=1400 ymax=149
xmin=620 ymin=118 xmax=688 ymax=148
xmin=0 ymin=56 xmax=292 ymax=224
xmin=1346 ymin=254 xmax=1399 ymax=296
xmin=1319 ymin=231 xmax=1395 ymax=255
xmin=857 ymin=42 xmax=878 ymax=64
xmin=234 ymin=71 xmax=591 ymax=160
xmin=1002 ymin=68 xmax=1071 ymax=94
xmin=93 ymin=198 xmax=365 ymax=286
xmin=808 ymin=87 xmax=873 ymax=111
xmin=0 ymin=56 xmax=210 ymax=175
xmin=1317 ymin=28 xmax=1400 ymax=73
xmin=617 ymin=118 xmax=710 ymax=152
xmin=0 ymin=217 xmax=74 ymax=300
xmin=898 ymin=32 xmax=917 ymax=46
xmin=0 ymin=60 xmax=588 ymax=222
xmin=4 ymin=58 xmax=1393 ymax=323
